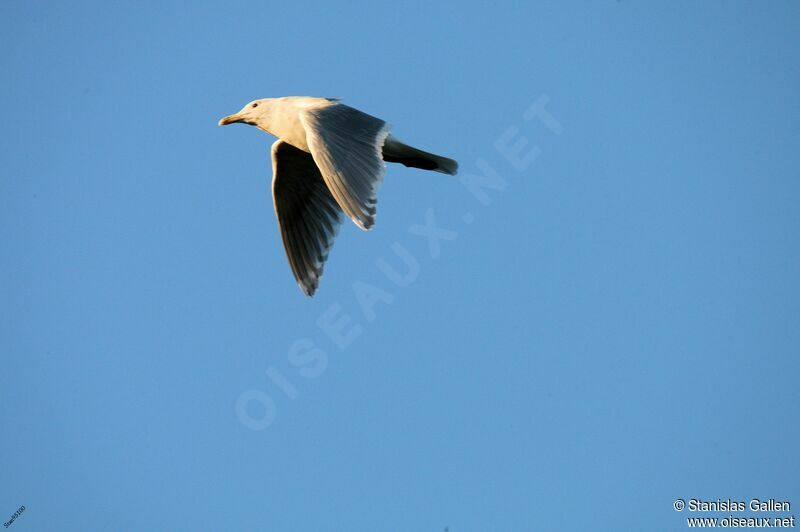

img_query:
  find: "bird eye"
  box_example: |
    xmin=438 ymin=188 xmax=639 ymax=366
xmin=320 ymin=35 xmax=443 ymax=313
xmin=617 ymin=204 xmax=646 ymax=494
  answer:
xmin=251 ymin=103 xmax=259 ymax=108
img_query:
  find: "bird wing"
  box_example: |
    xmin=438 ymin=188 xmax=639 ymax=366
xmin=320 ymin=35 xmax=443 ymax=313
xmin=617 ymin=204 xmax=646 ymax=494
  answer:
xmin=271 ymin=140 xmax=344 ymax=296
xmin=300 ymin=103 xmax=390 ymax=230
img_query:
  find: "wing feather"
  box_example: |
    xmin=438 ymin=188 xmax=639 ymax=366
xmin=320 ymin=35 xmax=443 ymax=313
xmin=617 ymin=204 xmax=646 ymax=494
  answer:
xmin=300 ymin=103 xmax=390 ymax=230
xmin=271 ymin=140 xmax=344 ymax=296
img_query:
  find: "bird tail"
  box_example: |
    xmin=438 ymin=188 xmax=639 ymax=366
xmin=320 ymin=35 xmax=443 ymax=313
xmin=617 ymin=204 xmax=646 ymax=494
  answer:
xmin=382 ymin=135 xmax=458 ymax=175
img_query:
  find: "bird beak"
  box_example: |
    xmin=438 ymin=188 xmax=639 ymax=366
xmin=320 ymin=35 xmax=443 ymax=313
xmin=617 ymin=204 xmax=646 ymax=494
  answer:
xmin=218 ymin=114 xmax=244 ymax=126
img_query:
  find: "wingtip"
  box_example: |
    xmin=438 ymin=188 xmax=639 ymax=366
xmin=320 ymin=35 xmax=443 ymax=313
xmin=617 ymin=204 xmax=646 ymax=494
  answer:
xmin=300 ymin=285 xmax=316 ymax=297
xmin=352 ymin=216 xmax=375 ymax=231
xmin=298 ymin=279 xmax=318 ymax=297
xmin=359 ymin=221 xmax=375 ymax=231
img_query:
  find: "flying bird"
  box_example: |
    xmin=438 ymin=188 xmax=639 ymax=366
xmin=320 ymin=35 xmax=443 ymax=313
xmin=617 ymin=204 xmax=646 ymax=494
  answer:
xmin=219 ymin=96 xmax=458 ymax=296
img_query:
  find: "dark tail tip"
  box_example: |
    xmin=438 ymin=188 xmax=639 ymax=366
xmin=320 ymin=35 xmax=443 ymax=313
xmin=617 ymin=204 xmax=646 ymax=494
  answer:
xmin=382 ymin=137 xmax=458 ymax=175
xmin=436 ymin=157 xmax=458 ymax=175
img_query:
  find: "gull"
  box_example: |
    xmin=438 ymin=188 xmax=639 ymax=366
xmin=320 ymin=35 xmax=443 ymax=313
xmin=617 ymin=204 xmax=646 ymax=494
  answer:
xmin=219 ymin=96 xmax=458 ymax=296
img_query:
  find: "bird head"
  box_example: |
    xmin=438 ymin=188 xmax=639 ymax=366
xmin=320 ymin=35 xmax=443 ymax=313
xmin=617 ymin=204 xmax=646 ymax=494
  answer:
xmin=218 ymin=99 xmax=272 ymax=128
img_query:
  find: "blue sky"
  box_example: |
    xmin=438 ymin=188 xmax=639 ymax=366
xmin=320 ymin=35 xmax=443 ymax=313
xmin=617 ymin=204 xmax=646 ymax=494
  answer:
xmin=1 ymin=1 xmax=798 ymax=530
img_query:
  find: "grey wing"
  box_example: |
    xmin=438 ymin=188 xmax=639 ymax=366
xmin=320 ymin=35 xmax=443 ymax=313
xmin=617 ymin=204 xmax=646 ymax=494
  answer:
xmin=300 ymin=103 xmax=390 ymax=230
xmin=271 ymin=140 xmax=344 ymax=296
